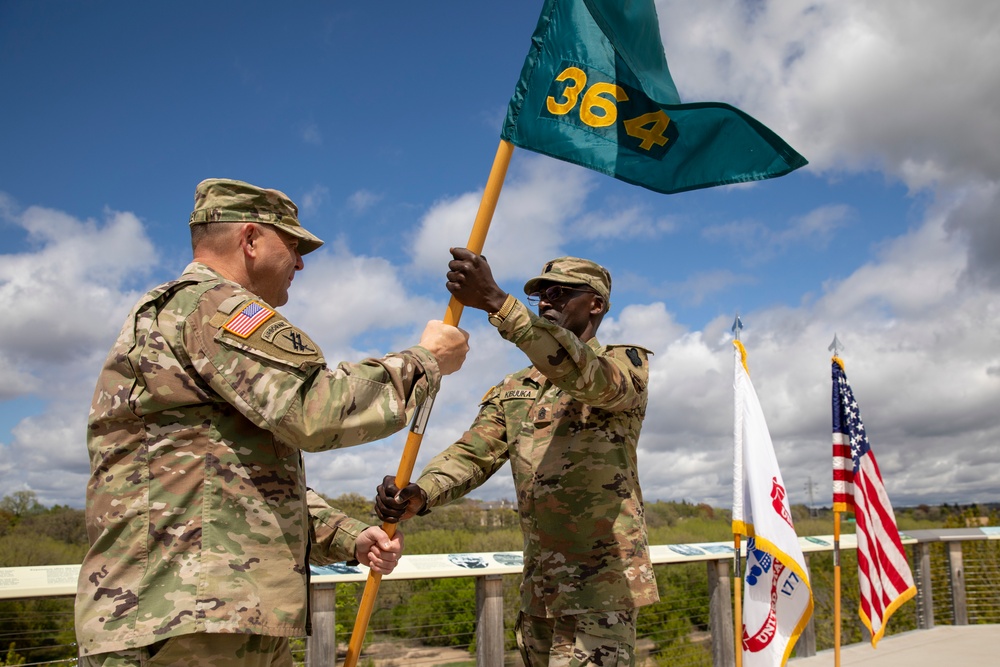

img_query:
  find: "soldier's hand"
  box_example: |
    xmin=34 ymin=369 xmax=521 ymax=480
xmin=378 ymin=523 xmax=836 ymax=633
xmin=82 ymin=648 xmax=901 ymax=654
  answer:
xmin=375 ymin=474 xmax=428 ymax=523
xmin=354 ymin=525 xmax=404 ymax=575
xmin=446 ymin=248 xmax=509 ymax=313
xmin=419 ymin=320 xmax=469 ymax=375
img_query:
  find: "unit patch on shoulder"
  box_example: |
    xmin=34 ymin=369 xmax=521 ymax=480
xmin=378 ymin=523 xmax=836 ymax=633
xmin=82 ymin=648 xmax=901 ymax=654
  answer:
xmin=223 ymin=301 xmax=274 ymax=338
xmin=260 ymin=319 xmax=292 ymax=342
xmin=218 ymin=309 xmax=323 ymax=366
xmin=626 ymin=348 xmax=643 ymax=367
xmin=272 ymin=326 xmax=319 ymax=356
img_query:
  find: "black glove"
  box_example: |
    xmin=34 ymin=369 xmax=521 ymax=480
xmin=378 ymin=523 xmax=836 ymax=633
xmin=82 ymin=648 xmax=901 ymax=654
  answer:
xmin=375 ymin=474 xmax=428 ymax=523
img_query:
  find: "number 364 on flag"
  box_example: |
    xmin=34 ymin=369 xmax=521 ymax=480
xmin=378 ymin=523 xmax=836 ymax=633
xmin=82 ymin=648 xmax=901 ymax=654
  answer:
xmin=501 ymin=0 xmax=807 ymax=195
xmin=544 ymin=63 xmax=678 ymax=159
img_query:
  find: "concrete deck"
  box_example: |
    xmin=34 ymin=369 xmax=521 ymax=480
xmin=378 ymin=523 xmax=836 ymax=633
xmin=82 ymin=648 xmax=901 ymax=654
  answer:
xmin=789 ymin=625 xmax=1000 ymax=666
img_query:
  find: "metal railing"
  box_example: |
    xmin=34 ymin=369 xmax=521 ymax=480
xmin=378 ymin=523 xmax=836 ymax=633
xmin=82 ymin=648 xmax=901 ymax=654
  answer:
xmin=1 ymin=528 xmax=997 ymax=666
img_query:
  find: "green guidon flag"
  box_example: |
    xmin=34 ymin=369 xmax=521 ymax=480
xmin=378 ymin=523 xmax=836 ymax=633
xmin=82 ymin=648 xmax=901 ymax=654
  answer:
xmin=502 ymin=0 xmax=807 ymax=195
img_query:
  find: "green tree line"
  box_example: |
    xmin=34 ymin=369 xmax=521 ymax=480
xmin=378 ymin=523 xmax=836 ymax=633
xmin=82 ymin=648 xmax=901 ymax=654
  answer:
xmin=317 ymin=493 xmax=1000 ymax=665
xmin=1 ymin=490 xmax=996 ymax=665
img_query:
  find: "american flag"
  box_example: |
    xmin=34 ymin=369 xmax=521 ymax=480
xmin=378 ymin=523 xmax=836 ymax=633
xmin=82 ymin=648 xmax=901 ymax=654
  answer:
xmin=224 ymin=301 xmax=273 ymax=338
xmin=831 ymin=358 xmax=916 ymax=647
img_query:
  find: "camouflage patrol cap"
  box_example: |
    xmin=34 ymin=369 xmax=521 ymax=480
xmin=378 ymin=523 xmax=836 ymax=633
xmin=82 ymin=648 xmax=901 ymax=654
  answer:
xmin=524 ymin=256 xmax=612 ymax=310
xmin=188 ymin=178 xmax=324 ymax=254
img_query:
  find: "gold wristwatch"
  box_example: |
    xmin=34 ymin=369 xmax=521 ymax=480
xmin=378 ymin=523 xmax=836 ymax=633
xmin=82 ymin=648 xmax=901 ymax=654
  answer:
xmin=487 ymin=294 xmax=517 ymax=327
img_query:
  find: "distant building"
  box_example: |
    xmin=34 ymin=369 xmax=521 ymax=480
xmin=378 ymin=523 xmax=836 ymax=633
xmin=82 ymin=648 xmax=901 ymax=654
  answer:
xmin=473 ymin=499 xmax=516 ymax=527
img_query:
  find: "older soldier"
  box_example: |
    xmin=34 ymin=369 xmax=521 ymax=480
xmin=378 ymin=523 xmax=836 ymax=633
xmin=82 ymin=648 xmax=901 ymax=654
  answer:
xmin=75 ymin=179 xmax=469 ymax=667
xmin=377 ymin=249 xmax=657 ymax=667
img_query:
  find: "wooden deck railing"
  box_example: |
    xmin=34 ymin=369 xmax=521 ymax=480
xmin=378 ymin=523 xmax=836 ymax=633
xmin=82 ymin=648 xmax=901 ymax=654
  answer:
xmin=2 ymin=528 xmax=997 ymax=666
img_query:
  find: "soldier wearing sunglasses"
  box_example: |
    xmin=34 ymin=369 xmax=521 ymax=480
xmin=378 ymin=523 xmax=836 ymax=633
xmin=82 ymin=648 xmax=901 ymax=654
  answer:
xmin=377 ymin=247 xmax=657 ymax=667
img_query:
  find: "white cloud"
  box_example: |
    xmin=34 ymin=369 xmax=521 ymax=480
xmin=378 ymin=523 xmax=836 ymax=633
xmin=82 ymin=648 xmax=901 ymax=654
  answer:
xmin=574 ymin=206 xmax=678 ymax=241
xmin=599 ymin=302 xmax=687 ymax=353
xmin=3 ymin=407 xmax=91 ymax=499
xmin=301 ymin=122 xmax=323 ymax=146
xmin=618 ymin=268 xmax=755 ymax=307
xmin=0 ymin=202 xmax=156 ymax=375
xmin=702 ymin=203 xmax=853 ymax=265
xmin=299 ymin=185 xmax=329 ymax=217
xmin=347 ymin=189 xmax=383 ymax=214
xmin=281 ymin=238 xmax=442 ymax=355
xmin=3 ymin=186 xmax=998 ymax=509
xmin=408 ymin=155 xmax=592 ymax=283
xmin=656 ymin=1 xmax=1000 ymax=188
xmin=0 ymin=200 xmax=161 ymax=503
xmin=946 ymin=181 xmax=1000 ymax=287
xmin=3 ymin=3 xmax=1000 ymax=512
xmin=0 ymin=353 xmax=39 ymax=401
xmin=631 ymin=198 xmax=1000 ymax=507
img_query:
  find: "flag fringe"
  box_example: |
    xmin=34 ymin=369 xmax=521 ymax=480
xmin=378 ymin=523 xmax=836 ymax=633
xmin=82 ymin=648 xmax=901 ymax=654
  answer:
xmin=862 ymin=584 xmax=917 ymax=648
xmin=734 ymin=339 xmax=749 ymax=375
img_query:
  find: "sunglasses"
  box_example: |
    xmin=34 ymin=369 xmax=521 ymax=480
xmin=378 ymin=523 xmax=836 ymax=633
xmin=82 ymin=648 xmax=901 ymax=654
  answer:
xmin=526 ymin=285 xmax=596 ymax=305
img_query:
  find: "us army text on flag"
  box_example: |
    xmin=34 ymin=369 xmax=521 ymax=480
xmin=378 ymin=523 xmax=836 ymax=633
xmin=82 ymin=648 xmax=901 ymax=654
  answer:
xmin=733 ymin=340 xmax=813 ymax=666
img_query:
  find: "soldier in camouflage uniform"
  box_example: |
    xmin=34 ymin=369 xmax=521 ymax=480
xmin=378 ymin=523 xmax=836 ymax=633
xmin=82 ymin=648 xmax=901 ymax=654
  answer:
xmin=75 ymin=179 xmax=470 ymax=666
xmin=377 ymin=249 xmax=658 ymax=667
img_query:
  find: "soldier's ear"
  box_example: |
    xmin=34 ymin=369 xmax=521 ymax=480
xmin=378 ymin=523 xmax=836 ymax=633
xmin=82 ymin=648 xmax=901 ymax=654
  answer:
xmin=241 ymin=224 xmax=259 ymax=257
xmin=590 ymin=295 xmax=606 ymax=316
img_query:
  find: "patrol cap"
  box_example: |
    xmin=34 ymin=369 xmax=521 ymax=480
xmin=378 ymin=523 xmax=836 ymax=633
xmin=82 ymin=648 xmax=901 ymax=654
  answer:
xmin=523 ymin=256 xmax=612 ymax=310
xmin=188 ymin=178 xmax=324 ymax=255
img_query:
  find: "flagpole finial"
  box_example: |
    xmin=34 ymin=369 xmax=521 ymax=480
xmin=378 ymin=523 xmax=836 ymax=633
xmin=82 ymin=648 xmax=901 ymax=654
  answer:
xmin=732 ymin=314 xmax=744 ymax=341
xmin=828 ymin=333 xmax=844 ymax=356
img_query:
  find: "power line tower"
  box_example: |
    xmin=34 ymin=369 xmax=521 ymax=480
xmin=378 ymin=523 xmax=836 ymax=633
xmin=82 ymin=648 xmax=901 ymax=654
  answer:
xmin=804 ymin=476 xmax=819 ymax=517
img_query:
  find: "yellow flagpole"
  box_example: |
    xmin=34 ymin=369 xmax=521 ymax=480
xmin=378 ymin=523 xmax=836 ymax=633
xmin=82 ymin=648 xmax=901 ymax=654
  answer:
xmin=834 ymin=510 xmax=842 ymax=667
xmin=829 ymin=345 xmax=845 ymax=667
xmin=732 ymin=320 xmax=745 ymax=667
xmin=343 ymin=139 xmax=515 ymax=667
xmin=734 ymin=533 xmax=743 ymax=667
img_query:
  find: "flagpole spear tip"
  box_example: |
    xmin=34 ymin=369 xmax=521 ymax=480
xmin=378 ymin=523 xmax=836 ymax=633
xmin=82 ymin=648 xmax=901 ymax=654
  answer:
xmin=828 ymin=333 xmax=844 ymax=356
xmin=731 ymin=314 xmax=744 ymax=341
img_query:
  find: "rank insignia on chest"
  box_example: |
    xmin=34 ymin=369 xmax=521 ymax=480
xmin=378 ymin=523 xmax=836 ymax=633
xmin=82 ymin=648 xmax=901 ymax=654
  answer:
xmin=223 ymin=301 xmax=274 ymax=338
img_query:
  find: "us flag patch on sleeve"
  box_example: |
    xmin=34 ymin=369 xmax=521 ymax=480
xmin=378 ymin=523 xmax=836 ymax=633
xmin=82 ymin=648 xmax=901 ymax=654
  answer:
xmin=223 ymin=301 xmax=274 ymax=338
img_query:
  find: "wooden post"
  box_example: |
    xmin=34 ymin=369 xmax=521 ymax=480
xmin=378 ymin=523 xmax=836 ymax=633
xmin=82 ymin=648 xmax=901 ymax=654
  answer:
xmin=708 ymin=558 xmax=735 ymax=667
xmin=947 ymin=541 xmax=968 ymax=625
xmin=476 ymin=575 xmax=505 ymax=667
xmin=307 ymin=582 xmax=337 ymax=667
xmin=914 ymin=542 xmax=935 ymax=629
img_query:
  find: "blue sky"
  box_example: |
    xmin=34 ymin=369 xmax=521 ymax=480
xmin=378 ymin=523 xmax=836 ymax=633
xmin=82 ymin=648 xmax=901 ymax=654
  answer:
xmin=2 ymin=1 xmax=998 ymax=510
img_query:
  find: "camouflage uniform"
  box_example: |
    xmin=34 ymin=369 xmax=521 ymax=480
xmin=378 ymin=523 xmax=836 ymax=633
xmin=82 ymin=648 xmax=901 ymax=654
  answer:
xmin=76 ymin=180 xmax=440 ymax=659
xmin=517 ymin=610 xmax=637 ymax=667
xmin=415 ymin=258 xmax=658 ymax=665
xmin=78 ymin=634 xmax=293 ymax=667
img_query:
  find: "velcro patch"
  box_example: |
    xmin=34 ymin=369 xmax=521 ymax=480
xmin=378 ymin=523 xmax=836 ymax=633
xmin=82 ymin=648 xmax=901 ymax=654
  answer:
xmin=223 ymin=301 xmax=274 ymax=338
xmin=270 ymin=326 xmax=319 ymax=356
xmin=217 ymin=310 xmax=323 ymax=367
xmin=260 ymin=320 xmax=292 ymax=342
xmin=501 ymin=389 xmax=537 ymax=401
xmin=479 ymin=384 xmax=501 ymax=405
